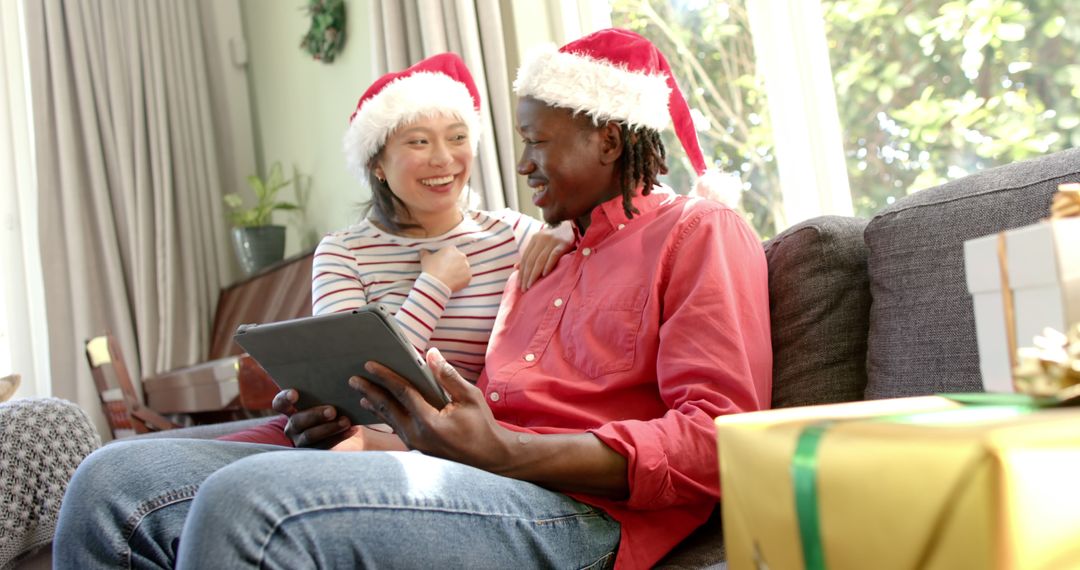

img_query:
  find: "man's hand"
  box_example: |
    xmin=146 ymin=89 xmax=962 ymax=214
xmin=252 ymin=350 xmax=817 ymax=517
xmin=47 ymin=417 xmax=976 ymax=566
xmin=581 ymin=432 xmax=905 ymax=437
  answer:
xmin=352 ymin=348 xmax=630 ymax=498
xmin=271 ymin=388 xmax=351 ymax=448
xmin=349 ymin=349 xmax=513 ymax=471
xmin=518 ymin=222 xmax=573 ymax=291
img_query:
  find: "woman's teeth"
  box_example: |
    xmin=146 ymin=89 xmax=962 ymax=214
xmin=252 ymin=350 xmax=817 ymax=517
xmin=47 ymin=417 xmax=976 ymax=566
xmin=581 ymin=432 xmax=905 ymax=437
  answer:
xmin=421 ymin=175 xmax=454 ymax=186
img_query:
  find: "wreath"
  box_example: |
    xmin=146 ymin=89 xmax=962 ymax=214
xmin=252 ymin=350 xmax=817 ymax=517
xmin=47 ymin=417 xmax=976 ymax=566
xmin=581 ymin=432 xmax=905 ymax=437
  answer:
xmin=300 ymin=0 xmax=346 ymax=63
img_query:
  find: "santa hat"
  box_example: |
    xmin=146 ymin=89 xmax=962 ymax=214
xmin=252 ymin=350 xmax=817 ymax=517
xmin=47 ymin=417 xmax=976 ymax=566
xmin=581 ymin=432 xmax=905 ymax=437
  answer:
xmin=343 ymin=52 xmax=482 ymax=183
xmin=513 ymin=28 xmax=732 ymax=203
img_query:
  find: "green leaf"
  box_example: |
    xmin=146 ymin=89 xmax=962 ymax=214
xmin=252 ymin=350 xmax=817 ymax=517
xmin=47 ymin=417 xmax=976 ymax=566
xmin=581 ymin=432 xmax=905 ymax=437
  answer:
xmin=223 ymin=193 xmax=243 ymax=209
xmin=996 ymin=23 xmax=1026 ymax=42
xmin=1043 ymin=16 xmax=1065 ymax=38
xmin=228 ymin=161 xmax=303 ymax=227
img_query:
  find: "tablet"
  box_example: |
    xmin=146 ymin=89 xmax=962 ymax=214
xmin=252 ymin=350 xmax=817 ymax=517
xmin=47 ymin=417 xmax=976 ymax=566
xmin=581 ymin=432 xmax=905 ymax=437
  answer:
xmin=233 ymin=305 xmax=450 ymax=425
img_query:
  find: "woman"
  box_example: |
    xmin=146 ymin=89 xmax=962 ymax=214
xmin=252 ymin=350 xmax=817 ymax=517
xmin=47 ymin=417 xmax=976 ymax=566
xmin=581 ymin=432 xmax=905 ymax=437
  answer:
xmin=224 ymin=52 xmax=571 ymax=447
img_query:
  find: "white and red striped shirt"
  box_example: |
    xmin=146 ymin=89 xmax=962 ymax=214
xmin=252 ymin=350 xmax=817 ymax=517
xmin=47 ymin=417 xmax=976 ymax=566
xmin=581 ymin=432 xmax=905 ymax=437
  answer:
xmin=311 ymin=209 xmax=544 ymax=382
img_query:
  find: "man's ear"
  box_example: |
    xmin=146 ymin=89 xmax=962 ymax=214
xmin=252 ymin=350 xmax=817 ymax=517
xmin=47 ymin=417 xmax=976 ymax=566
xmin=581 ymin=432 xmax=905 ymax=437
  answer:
xmin=598 ymin=121 xmax=624 ymax=166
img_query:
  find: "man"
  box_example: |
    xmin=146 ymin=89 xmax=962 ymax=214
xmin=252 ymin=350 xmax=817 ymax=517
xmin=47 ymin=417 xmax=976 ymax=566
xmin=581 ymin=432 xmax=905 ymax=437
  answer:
xmin=54 ymin=29 xmax=770 ymax=570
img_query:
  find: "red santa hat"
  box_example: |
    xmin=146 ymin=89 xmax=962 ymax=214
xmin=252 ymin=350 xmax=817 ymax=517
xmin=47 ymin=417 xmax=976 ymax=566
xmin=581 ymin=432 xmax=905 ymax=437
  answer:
xmin=513 ymin=28 xmax=731 ymax=201
xmin=343 ymin=52 xmax=482 ymax=183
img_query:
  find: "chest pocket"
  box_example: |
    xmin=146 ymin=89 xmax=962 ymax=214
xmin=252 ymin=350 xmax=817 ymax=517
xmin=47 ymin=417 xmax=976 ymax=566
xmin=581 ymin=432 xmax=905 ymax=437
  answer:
xmin=562 ymin=286 xmax=648 ymax=378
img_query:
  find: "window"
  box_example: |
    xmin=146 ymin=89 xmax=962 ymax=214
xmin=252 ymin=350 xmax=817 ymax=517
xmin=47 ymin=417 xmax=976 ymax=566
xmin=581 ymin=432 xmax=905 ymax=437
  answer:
xmin=824 ymin=0 xmax=1080 ymax=216
xmin=611 ymin=0 xmax=783 ymax=237
xmin=612 ymin=0 xmax=1079 ymax=234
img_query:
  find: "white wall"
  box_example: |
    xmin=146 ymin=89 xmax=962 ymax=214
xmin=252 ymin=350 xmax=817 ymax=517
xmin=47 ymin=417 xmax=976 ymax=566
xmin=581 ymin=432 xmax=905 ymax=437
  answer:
xmin=240 ymin=0 xmax=375 ymax=256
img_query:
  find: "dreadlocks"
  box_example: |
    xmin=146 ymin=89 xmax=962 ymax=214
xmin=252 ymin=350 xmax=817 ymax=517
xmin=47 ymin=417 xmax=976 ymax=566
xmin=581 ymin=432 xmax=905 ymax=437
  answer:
xmin=617 ymin=124 xmax=668 ymax=219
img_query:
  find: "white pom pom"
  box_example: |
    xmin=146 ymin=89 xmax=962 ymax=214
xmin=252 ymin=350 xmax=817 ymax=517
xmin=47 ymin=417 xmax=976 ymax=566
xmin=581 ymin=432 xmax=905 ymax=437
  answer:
xmin=691 ymin=169 xmax=742 ymax=208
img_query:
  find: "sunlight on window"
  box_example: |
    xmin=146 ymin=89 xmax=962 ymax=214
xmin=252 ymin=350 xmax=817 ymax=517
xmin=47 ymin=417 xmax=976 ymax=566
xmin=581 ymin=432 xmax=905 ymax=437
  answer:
xmin=823 ymin=0 xmax=1080 ymax=216
xmin=0 ymin=279 xmax=11 ymax=377
xmin=612 ymin=0 xmax=1079 ymax=229
xmin=610 ymin=0 xmax=782 ymax=238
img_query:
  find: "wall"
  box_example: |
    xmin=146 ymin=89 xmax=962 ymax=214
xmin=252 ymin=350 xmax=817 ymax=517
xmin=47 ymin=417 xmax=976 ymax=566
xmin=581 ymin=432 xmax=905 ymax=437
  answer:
xmin=240 ymin=0 xmax=374 ymax=257
xmin=239 ymin=0 xmax=608 ymax=249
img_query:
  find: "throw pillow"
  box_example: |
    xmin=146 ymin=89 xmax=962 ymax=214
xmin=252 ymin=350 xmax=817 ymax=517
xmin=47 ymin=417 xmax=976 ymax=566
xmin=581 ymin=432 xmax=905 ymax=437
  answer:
xmin=863 ymin=147 xmax=1080 ymax=399
xmin=764 ymin=215 xmax=871 ymax=408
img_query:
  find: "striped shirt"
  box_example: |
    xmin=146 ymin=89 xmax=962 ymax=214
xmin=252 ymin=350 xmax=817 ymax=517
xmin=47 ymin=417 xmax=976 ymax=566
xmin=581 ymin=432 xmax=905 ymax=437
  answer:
xmin=311 ymin=209 xmax=544 ymax=382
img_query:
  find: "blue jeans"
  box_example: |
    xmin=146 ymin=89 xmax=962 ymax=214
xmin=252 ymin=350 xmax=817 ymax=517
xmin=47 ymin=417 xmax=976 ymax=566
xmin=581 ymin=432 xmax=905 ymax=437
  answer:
xmin=53 ymin=439 xmax=620 ymax=569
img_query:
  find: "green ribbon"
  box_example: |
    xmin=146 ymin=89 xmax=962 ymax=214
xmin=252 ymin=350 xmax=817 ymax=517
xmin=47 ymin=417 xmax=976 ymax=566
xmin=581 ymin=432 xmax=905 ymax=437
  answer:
xmin=790 ymin=393 xmax=1051 ymax=570
xmin=791 ymin=421 xmax=832 ymax=570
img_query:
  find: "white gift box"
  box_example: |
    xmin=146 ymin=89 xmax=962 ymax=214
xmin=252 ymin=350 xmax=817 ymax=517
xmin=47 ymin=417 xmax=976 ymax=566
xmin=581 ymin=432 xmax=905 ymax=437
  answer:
xmin=964 ymin=217 xmax=1080 ymax=392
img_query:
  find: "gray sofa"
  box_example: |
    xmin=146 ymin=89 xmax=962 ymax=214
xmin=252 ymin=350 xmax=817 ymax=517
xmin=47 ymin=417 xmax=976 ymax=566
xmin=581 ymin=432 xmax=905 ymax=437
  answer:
xmin=12 ymin=148 xmax=1080 ymax=569
xmin=658 ymin=146 xmax=1079 ymax=568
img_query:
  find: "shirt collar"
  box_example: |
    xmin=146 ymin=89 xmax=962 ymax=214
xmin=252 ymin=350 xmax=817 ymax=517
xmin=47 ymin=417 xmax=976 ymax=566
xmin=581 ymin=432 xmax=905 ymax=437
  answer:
xmin=576 ymin=185 xmax=678 ymax=243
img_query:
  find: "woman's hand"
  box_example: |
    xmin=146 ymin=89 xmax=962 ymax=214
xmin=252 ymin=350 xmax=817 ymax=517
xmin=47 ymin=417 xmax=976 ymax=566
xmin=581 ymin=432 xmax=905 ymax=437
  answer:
xmin=271 ymin=388 xmax=351 ymax=448
xmin=349 ymin=349 xmax=513 ymax=471
xmin=519 ymin=221 xmax=573 ymax=291
xmin=328 ymin=424 xmax=409 ymax=452
xmin=420 ymin=246 xmax=471 ymax=292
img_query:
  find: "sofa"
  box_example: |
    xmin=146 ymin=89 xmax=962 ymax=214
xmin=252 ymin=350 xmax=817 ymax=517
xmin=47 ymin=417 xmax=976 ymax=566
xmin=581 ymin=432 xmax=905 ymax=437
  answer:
xmin=10 ymin=147 xmax=1079 ymax=569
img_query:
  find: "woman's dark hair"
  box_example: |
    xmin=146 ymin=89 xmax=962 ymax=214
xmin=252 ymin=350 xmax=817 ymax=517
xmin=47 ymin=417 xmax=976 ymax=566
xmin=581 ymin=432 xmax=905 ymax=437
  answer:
xmin=362 ymin=149 xmax=419 ymax=234
xmin=616 ymin=124 xmax=667 ymax=219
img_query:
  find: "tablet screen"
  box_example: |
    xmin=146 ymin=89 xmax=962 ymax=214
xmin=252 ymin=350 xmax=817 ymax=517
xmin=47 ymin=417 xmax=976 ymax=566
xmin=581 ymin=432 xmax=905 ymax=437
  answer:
xmin=234 ymin=305 xmax=449 ymax=425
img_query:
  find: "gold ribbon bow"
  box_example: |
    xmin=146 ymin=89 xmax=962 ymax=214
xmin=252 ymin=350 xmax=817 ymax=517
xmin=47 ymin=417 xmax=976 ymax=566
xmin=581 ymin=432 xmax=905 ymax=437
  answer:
xmin=1013 ymin=324 xmax=1080 ymax=399
xmin=1051 ymin=182 xmax=1080 ymax=219
xmin=998 ymin=183 xmax=1080 ymax=383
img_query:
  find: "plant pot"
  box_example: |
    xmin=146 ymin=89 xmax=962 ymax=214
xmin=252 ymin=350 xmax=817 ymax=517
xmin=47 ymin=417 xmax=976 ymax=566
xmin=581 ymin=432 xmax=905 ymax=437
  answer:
xmin=231 ymin=225 xmax=286 ymax=276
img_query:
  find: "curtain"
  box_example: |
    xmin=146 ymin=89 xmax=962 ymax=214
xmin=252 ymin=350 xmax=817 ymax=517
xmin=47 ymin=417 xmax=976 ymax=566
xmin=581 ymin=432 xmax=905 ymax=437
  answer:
xmin=371 ymin=0 xmax=519 ymax=212
xmin=22 ymin=0 xmax=234 ymax=436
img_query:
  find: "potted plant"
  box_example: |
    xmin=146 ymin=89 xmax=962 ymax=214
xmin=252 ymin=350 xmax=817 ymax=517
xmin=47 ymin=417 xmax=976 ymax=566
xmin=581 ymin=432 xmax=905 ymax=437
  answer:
xmin=224 ymin=161 xmax=300 ymax=276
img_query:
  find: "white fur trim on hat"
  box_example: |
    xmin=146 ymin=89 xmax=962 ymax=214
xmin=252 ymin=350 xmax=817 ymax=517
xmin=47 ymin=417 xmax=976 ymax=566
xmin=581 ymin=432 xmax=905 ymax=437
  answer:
xmin=343 ymin=71 xmax=481 ymax=182
xmin=513 ymin=44 xmax=671 ymax=130
xmin=691 ymin=169 xmax=743 ymax=208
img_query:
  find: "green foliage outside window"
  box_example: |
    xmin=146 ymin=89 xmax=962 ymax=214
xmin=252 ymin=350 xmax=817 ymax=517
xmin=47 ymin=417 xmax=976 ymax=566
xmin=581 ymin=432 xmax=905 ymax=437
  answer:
xmin=612 ymin=0 xmax=781 ymax=236
xmin=611 ymin=0 xmax=1080 ymax=237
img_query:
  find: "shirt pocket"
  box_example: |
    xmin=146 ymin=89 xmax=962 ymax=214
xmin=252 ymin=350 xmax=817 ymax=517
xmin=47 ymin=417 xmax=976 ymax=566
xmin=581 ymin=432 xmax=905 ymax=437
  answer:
xmin=563 ymin=286 xmax=648 ymax=378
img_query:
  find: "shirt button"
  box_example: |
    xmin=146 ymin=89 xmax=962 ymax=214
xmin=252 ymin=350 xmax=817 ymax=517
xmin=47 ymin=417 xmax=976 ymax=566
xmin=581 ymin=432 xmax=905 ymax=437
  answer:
xmin=489 ymin=391 xmax=500 ymax=402
xmin=524 ymin=353 xmax=536 ymax=362
xmin=582 ymin=248 xmax=592 ymax=256
xmin=617 ymin=224 xmax=625 ymax=230
xmin=553 ymin=298 xmax=563 ymax=307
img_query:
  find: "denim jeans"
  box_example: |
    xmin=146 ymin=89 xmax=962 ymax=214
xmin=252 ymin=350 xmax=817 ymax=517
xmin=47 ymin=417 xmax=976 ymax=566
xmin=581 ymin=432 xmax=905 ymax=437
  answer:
xmin=53 ymin=439 xmax=620 ymax=569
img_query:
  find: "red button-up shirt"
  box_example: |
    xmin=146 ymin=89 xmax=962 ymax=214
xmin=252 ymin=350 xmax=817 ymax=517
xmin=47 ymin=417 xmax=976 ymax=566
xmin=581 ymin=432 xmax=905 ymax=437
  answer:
xmin=480 ymin=190 xmax=772 ymax=569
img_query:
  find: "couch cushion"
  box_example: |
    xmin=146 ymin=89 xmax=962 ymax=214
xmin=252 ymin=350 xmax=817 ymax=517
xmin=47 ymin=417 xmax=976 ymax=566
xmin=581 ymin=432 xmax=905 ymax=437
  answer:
xmin=764 ymin=215 xmax=871 ymax=408
xmin=864 ymin=147 xmax=1080 ymax=399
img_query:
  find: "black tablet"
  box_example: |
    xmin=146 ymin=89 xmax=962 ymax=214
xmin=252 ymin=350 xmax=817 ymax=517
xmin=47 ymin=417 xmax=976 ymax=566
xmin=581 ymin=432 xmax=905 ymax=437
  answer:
xmin=233 ymin=305 xmax=450 ymax=425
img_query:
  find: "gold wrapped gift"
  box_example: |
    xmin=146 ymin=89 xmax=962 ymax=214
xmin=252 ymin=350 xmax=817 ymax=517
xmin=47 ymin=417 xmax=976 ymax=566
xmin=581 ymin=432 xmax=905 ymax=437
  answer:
xmin=716 ymin=396 xmax=1080 ymax=570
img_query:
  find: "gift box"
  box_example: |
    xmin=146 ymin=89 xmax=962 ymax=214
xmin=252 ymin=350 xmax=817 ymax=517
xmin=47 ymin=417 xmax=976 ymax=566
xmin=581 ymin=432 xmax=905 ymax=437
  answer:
xmin=716 ymin=396 xmax=1080 ymax=570
xmin=964 ymin=214 xmax=1080 ymax=392
xmin=143 ymin=355 xmax=240 ymax=414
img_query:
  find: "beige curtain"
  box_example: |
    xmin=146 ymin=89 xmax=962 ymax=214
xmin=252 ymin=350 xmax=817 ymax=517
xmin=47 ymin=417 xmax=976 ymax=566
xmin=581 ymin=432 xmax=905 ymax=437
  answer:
xmin=371 ymin=0 xmax=519 ymax=211
xmin=23 ymin=0 xmax=235 ymax=435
